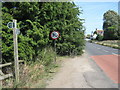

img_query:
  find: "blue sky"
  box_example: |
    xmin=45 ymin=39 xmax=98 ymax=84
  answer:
xmin=74 ymin=2 xmax=118 ymax=35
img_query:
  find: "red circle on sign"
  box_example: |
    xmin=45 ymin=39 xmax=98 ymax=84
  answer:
xmin=50 ymin=31 xmax=60 ymax=40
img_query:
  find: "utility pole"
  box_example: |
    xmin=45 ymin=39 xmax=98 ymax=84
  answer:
xmin=13 ymin=19 xmax=19 ymax=83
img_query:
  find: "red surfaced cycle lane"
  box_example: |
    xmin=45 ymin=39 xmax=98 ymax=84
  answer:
xmin=91 ymin=54 xmax=119 ymax=83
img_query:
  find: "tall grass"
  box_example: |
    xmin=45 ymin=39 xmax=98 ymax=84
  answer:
xmin=2 ymin=47 xmax=58 ymax=88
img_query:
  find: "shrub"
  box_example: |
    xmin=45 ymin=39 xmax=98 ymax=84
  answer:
xmin=37 ymin=47 xmax=55 ymax=66
xmin=2 ymin=2 xmax=85 ymax=63
xmin=96 ymin=34 xmax=104 ymax=41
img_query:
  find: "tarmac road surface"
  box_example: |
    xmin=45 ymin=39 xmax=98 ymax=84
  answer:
xmin=86 ymin=42 xmax=119 ymax=84
xmin=46 ymin=42 xmax=119 ymax=88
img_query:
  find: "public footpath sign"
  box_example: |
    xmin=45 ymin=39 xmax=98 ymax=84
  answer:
xmin=7 ymin=22 xmax=20 ymax=35
xmin=7 ymin=22 xmax=14 ymax=29
xmin=50 ymin=31 xmax=60 ymax=40
xmin=16 ymin=29 xmax=20 ymax=35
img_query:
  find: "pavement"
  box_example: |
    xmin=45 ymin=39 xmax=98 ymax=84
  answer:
xmin=46 ymin=41 xmax=119 ymax=88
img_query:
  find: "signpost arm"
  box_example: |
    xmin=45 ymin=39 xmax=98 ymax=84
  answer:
xmin=13 ymin=19 xmax=19 ymax=83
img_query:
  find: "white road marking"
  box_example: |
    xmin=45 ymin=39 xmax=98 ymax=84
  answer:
xmin=103 ymin=50 xmax=109 ymax=52
xmin=112 ymin=53 xmax=118 ymax=56
xmin=112 ymin=49 xmax=118 ymax=51
xmin=97 ymin=48 xmax=100 ymax=49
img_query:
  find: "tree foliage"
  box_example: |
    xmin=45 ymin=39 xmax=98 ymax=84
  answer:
xmin=103 ymin=10 xmax=119 ymax=40
xmin=96 ymin=34 xmax=103 ymax=41
xmin=2 ymin=2 xmax=85 ymax=63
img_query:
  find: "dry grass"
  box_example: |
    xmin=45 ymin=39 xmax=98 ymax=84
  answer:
xmin=93 ymin=40 xmax=120 ymax=49
xmin=2 ymin=59 xmax=61 ymax=88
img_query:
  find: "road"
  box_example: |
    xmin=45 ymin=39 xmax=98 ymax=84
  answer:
xmin=85 ymin=42 xmax=119 ymax=56
xmin=86 ymin=42 xmax=119 ymax=84
xmin=46 ymin=41 xmax=119 ymax=88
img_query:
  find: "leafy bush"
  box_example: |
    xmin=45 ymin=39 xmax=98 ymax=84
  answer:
xmin=2 ymin=2 xmax=85 ymax=63
xmin=37 ymin=47 xmax=55 ymax=66
xmin=96 ymin=34 xmax=104 ymax=41
xmin=103 ymin=10 xmax=119 ymax=40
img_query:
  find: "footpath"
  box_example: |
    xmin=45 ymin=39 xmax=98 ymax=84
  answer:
xmin=46 ymin=52 xmax=118 ymax=88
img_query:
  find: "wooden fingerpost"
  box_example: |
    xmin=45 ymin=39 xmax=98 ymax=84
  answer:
xmin=13 ymin=19 xmax=19 ymax=83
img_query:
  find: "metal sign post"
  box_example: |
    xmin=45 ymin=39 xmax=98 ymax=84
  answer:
xmin=50 ymin=31 xmax=60 ymax=62
xmin=13 ymin=19 xmax=19 ymax=83
xmin=54 ymin=39 xmax=56 ymax=62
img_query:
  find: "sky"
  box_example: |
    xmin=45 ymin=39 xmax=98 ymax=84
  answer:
xmin=74 ymin=2 xmax=118 ymax=35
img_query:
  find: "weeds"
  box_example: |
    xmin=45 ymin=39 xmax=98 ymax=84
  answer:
xmin=2 ymin=47 xmax=59 ymax=88
xmin=92 ymin=40 xmax=120 ymax=49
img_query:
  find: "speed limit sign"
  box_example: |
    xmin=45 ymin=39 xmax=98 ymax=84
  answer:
xmin=50 ymin=31 xmax=60 ymax=40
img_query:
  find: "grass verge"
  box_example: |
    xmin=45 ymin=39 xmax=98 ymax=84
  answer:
xmin=2 ymin=53 xmax=70 ymax=88
xmin=91 ymin=40 xmax=120 ymax=49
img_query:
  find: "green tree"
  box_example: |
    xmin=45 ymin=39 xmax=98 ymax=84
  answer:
xmin=118 ymin=15 xmax=120 ymax=39
xmin=103 ymin=10 xmax=118 ymax=40
xmin=2 ymin=6 xmax=14 ymax=62
xmin=86 ymin=34 xmax=91 ymax=39
xmin=2 ymin=2 xmax=85 ymax=63
xmin=96 ymin=34 xmax=104 ymax=41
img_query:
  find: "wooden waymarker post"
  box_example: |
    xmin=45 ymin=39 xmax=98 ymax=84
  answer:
xmin=13 ymin=19 xmax=19 ymax=83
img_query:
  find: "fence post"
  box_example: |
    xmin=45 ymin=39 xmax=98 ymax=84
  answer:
xmin=13 ymin=19 xmax=19 ymax=83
